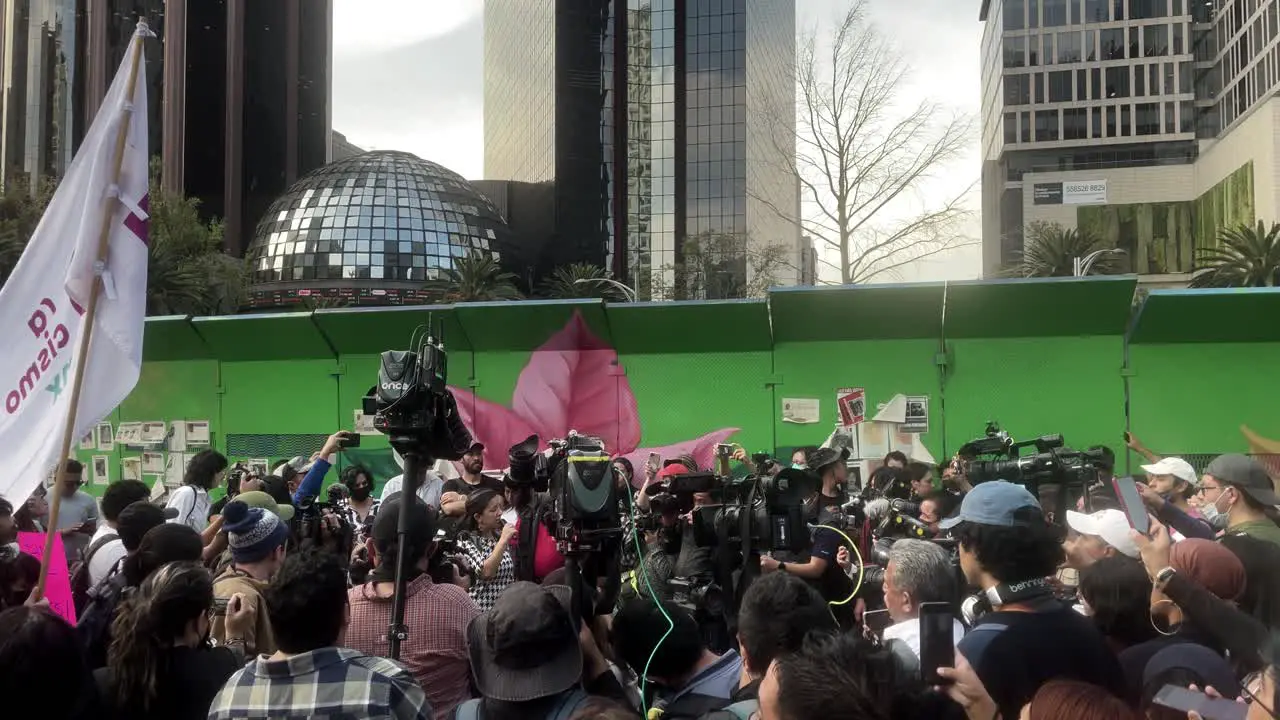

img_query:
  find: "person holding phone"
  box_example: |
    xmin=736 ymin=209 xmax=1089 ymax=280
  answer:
xmin=289 ymin=431 xmax=359 ymax=507
xmin=880 ymin=540 xmax=966 ymax=664
xmin=940 ymin=481 xmax=1124 ymax=719
xmin=55 ymin=459 xmax=99 ymax=564
xmin=96 ymin=562 xmax=253 ymax=720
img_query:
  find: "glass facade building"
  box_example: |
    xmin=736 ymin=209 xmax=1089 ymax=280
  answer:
xmin=980 ymin=0 xmax=1280 ymax=275
xmin=245 ymin=151 xmax=516 ymax=308
xmin=0 ymin=0 xmax=332 ymax=257
xmin=0 ymin=0 xmax=83 ymax=187
xmin=484 ymin=0 xmax=800 ymax=299
xmin=484 ymin=0 xmax=619 ymax=280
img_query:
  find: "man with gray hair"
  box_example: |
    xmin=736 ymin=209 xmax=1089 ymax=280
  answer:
xmin=881 ymin=539 xmax=965 ymax=661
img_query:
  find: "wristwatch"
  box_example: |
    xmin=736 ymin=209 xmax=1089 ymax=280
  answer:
xmin=1153 ymin=566 xmax=1177 ymax=589
xmin=778 ymin=561 xmax=788 ymax=573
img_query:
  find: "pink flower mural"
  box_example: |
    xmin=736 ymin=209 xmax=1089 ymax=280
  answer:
xmin=448 ymin=311 xmax=738 ymax=479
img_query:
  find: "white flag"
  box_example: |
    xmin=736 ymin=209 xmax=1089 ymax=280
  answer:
xmin=0 ymin=25 xmax=151 ymax=504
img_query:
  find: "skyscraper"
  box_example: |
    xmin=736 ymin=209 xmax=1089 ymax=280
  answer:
xmin=979 ymin=0 xmax=1280 ymax=278
xmin=483 ymin=0 xmax=800 ymax=299
xmin=1 ymin=0 xmax=332 ymax=255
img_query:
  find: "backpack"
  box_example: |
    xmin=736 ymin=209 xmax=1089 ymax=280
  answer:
xmin=70 ymin=533 xmax=118 ymax=615
xmin=77 ymin=572 xmax=130 ymax=669
xmin=454 ymin=688 xmax=589 ymax=720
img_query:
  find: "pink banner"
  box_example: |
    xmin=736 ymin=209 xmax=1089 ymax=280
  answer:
xmin=17 ymin=531 xmax=77 ymax=625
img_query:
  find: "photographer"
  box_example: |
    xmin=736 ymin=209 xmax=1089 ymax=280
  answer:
xmin=942 ymin=481 xmax=1124 ymax=718
xmin=290 ymin=431 xmax=358 ymax=505
xmin=506 ymin=470 xmax=564 ymax=584
xmin=759 ymin=504 xmax=855 ymax=629
xmin=803 ymin=447 xmax=849 ymax=518
xmin=756 ymin=449 xmax=856 ymax=627
xmin=661 ymin=465 xmax=716 ymax=581
xmin=210 ymin=501 xmax=289 ymax=656
xmin=790 ymin=446 xmax=818 ymax=469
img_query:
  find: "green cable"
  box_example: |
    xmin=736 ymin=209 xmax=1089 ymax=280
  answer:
xmin=623 ymin=481 xmax=864 ymax=716
xmin=625 ymin=478 xmax=675 ymax=719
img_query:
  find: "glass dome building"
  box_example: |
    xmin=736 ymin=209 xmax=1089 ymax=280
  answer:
xmin=244 ymin=151 xmax=515 ymax=308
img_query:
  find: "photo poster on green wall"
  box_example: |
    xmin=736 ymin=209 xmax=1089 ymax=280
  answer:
xmin=68 ymin=282 xmax=1280 ymax=500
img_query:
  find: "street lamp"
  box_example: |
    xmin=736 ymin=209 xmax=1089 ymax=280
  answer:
xmin=573 ymin=277 xmax=637 ymax=302
xmin=1074 ymin=249 xmax=1126 ymax=277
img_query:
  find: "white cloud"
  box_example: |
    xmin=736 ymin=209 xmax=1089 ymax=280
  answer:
xmin=333 ymin=0 xmax=482 ymax=55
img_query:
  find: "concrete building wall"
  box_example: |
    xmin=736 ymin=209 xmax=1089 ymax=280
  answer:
xmin=1196 ymin=97 xmax=1280 ymax=223
xmin=1021 ymin=164 xmax=1197 ymax=229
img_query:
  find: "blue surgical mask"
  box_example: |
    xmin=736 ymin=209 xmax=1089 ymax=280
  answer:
xmin=1199 ymin=500 xmax=1228 ymax=529
xmin=792 ymin=463 xmax=805 ymax=470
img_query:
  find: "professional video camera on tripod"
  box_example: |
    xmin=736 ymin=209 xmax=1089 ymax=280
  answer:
xmin=945 ymin=422 xmax=1107 ymax=625
xmin=641 ymin=449 xmax=814 ymax=626
xmin=361 ymin=320 xmax=473 ymax=660
xmin=950 ymin=421 xmax=1109 ymax=523
xmin=505 ymin=431 xmax=624 ymax=623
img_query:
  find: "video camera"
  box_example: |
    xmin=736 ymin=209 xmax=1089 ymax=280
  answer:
xmin=361 ymin=322 xmax=471 ymax=460
xmin=361 ymin=321 xmax=474 ymax=660
xmin=506 ymin=432 xmax=621 ymax=554
xmin=954 ymin=422 xmax=1106 ymax=492
xmin=668 ymin=575 xmax=725 ymax=615
xmin=643 ymin=453 xmax=811 ymax=554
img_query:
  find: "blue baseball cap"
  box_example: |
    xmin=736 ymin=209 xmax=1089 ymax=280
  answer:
xmin=938 ymin=481 xmax=1041 ymax=530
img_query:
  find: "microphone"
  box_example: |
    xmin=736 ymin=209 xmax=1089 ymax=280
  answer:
xmin=889 ymin=498 xmax=920 ymax=517
xmin=864 ymin=498 xmax=893 ymax=525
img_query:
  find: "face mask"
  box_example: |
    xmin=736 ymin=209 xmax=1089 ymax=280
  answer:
xmin=792 ymin=463 xmax=805 ymax=470
xmin=1200 ymin=497 xmax=1229 ymax=529
xmin=351 ymin=486 xmax=372 ymax=502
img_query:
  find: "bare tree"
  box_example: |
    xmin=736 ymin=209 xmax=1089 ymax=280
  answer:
xmin=764 ymin=2 xmax=976 ymax=285
xmin=646 ymin=232 xmax=795 ymax=300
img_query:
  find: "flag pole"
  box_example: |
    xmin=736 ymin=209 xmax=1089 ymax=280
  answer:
xmin=34 ymin=21 xmax=149 ymax=601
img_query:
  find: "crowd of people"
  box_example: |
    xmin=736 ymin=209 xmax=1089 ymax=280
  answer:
xmin=0 ymin=427 xmax=1278 ymax=720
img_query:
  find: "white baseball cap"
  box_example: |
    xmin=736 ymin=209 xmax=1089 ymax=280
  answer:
xmin=1065 ymin=509 xmax=1141 ymax=559
xmin=1141 ymin=457 xmax=1199 ymax=487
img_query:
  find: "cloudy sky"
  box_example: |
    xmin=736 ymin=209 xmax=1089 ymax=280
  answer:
xmin=332 ymin=0 xmax=983 ymax=283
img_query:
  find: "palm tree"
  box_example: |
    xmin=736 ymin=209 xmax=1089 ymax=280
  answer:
xmin=2 ymin=163 xmax=246 ymax=315
xmin=1191 ymin=221 xmax=1280 ymax=288
xmin=425 ymin=251 xmax=522 ymax=302
xmin=144 ymin=162 xmax=247 ymax=315
xmin=0 ymin=175 xmax=56 ymax=285
xmin=1005 ymin=221 xmax=1122 ymax=278
xmin=540 ymin=263 xmax=629 ymax=300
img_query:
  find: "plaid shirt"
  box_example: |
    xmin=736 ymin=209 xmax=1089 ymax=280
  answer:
xmin=345 ymin=574 xmax=479 ymax=719
xmin=206 ymin=646 xmax=432 ymax=719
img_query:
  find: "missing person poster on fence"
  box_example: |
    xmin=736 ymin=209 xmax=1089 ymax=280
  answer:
xmin=903 ymin=395 xmax=929 ymax=434
xmin=836 ymin=387 xmax=866 ymax=427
